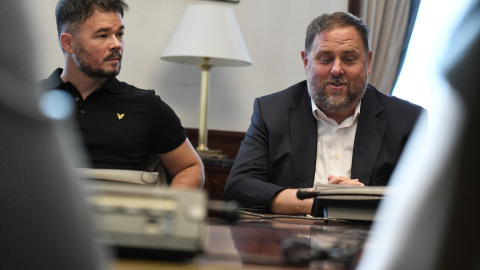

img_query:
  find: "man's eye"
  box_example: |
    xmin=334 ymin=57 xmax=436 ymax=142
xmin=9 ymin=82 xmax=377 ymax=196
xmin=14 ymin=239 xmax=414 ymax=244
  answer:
xmin=319 ymin=57 xmax=332 ymax=63
xmin=117 ymin=32 xmax=124 ymax=37
xmin=98 ymin=34 xmax=107 ymax=38
xmin=343 ymin=55 xmax=358 ymax=63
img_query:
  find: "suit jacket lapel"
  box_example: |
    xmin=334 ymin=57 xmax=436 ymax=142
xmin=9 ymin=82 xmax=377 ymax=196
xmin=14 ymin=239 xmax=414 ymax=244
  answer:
xmin=289 ymin=85 xmax=317 ymax=188
xmin=352 ymin=86 xmax=387 ymax=185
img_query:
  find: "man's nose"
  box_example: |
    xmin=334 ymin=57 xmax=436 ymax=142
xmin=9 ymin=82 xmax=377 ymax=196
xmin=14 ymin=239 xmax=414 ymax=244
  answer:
xmin=109 ymin=36 xmax=122 ymax=50
xmin=331 ymin=59 xmax=344 ymax=76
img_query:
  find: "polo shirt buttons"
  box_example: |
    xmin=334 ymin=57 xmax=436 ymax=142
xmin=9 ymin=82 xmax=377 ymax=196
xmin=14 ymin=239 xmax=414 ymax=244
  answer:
xmin=80 ymin=110 xmax=85 ymax=114
xmin=75 ymin=97 xmax=80 ymax=101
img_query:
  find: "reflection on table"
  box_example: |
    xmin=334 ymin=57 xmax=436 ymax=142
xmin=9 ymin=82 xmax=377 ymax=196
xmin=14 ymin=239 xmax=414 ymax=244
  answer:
xmin=114 ymin=211 xmax=371 ymax=270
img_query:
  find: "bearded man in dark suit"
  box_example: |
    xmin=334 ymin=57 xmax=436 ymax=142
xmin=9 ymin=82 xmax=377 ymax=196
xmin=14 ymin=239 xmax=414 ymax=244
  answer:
xmin=224 ymin=11 xmax=424 ymax=214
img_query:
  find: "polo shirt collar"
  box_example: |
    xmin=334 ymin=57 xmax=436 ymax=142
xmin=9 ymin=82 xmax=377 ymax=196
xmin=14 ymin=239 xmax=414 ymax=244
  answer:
xmin=44 ymin=68 xmax=125 ymax=94
xmin=105 ymin=76 xmax=125 ymax=94
xmin=43 ymin=68 xmax=64 ymax=89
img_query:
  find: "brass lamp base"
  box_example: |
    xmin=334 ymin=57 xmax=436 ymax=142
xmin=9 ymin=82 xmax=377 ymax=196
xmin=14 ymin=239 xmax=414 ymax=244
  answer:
xmin=196 ymin=149 xmax=227 ymax=159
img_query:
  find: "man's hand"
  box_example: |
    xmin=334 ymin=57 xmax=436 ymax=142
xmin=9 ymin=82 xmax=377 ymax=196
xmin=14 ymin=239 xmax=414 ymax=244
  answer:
xmin=327 ymin=175 xmax=365 ymax=186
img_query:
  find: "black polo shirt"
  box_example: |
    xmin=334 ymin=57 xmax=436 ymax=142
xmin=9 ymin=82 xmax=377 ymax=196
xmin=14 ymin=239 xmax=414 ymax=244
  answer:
xmin=40 ymin=68 xmax=186 ymax=171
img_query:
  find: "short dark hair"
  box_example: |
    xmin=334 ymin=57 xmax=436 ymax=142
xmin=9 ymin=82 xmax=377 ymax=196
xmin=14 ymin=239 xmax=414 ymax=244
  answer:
xmin=55 ymin=0 xmax=129 ymax=40
xmin=305 ymin=11 xmax=370 ymax=55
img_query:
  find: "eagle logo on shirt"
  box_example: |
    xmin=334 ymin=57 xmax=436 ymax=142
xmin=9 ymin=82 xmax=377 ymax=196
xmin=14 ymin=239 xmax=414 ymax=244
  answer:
xmin=117 ymin=113 xmax=125 ymax=120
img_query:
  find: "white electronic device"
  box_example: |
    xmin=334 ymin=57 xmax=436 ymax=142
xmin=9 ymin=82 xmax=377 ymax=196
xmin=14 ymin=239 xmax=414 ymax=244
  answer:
xmin=86 ymin=181 xmax=207 ymax=260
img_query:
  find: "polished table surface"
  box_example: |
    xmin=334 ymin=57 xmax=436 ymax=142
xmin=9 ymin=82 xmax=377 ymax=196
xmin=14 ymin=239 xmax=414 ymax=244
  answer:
xmin=113 ymin=211 xmax=371 ymax=269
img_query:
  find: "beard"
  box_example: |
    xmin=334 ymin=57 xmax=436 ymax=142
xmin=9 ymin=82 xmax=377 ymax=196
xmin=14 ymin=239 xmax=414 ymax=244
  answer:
xmin=73 ymin=42 xmax=121 ymax=79
xmin=307 ymin=66 xmax=367 ymax=115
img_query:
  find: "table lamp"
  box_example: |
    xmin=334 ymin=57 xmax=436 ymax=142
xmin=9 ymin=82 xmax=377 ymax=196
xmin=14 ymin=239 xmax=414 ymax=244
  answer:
xmin=161 ymin=4 xmax=251 ymax=158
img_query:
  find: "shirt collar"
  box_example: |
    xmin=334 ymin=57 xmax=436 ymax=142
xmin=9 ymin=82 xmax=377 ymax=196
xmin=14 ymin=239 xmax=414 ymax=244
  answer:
xmin=42 ymin=68 xmax=124 ymax=94
xmin=42 ymin=68 xmax=64 ymax=89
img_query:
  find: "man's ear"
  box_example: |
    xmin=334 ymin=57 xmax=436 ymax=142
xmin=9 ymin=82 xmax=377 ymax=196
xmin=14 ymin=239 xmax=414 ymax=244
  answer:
xmin=367 ymin=49 xmax=373 ymax=75
xmin=60 ymin=33 xmax=75 ymax=53
xmin=301 ymin=50 xmax=308 ymax=74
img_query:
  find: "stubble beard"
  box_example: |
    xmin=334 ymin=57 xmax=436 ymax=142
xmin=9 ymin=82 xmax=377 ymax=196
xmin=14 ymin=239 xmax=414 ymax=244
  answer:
xmin=307 ymin=68 xmax=367 ymax=115
xmin=73 ymin=42 xmax=121 ymax=79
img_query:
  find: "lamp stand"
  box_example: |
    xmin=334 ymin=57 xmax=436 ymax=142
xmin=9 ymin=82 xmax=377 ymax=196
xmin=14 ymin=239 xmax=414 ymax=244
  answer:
xmin=196 ymin=58 xmax=226 ymax=159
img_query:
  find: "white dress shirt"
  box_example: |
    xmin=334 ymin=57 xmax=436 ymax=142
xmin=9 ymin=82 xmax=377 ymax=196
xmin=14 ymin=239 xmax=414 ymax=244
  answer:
xmin=311 ymin=99 xmax=361 ymax=186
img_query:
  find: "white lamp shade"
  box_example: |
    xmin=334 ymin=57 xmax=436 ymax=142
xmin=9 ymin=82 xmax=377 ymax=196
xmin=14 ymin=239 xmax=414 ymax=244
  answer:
xmin=161 ymin=4 xmax=252 ymax=66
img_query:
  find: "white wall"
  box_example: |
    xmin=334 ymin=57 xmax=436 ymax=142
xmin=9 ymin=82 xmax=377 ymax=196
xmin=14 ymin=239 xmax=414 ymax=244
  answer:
xmin=26 ymin=0 xmax=348 ymax=132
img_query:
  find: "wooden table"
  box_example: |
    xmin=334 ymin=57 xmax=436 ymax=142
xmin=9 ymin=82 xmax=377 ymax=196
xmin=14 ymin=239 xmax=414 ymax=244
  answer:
xmin=114 ymin=212 xmax=371 ymax=269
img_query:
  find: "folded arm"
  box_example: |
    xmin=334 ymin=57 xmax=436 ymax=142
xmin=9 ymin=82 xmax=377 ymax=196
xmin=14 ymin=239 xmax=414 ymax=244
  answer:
xmin=226 ymin=97 xmax=312 ymax=213
xmin=224 ymin=98 xmax=286 ymax=209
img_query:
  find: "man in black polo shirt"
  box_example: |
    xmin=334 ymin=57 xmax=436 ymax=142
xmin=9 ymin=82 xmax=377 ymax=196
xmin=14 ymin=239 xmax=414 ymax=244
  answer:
xmin=40 ymin=0 xmax=204 ymax=188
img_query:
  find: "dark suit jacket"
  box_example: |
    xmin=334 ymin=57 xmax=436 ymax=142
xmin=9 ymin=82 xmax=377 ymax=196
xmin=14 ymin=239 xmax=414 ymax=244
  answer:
xmin=224 ymin=81 xmax=425 ymax=209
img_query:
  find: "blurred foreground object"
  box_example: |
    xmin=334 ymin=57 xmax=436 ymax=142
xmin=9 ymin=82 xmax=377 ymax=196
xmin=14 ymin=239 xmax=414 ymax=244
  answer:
xmin=86 ymin=181 xmax=207 ymax=261
xmin=0 ymin=1 xmax=106 ymax=269
xmin=357 ymin=1 xmax=480 ymax=269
